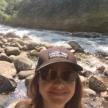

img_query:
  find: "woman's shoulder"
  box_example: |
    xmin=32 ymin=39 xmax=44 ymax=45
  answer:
xmin=7 ymin=98 xmax=33 ymax=108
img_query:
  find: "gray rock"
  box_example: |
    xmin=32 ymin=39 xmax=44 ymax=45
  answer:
xmin=14 ymin=56 xmax=33 ymax=72
xmin=89 ymin=76 xmax=107 ymax=93
xmin=0 ymin=75 xmax=17 ymax=93
xmin=68 ymin=41 xmax=84 ymax=52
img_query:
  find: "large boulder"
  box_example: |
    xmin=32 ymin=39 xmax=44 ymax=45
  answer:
xmin=0 ymin=61 xmax=17 ymax=77
xmin=5 ymin=46 xmax=21 ymax=56
xmin=14 ymin=56 xmax=33 ymax=72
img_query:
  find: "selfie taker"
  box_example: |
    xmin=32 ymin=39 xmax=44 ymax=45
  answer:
xmin=9 ymin=47 xmax=83 ymax=108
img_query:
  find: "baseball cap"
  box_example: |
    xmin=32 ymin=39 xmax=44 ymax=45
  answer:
xmin=36 ymin=47 xmax=83 ymax=72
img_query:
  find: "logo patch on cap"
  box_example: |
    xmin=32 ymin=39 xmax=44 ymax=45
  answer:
xmin=48 ymin=51 xmax=68 ymax=59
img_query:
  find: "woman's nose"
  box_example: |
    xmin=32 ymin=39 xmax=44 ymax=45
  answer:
xmin=53 ymin=78 xmax=65 ymax=89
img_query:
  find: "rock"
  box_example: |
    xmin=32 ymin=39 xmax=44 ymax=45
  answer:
xmin=0 ymin=47 xmax=4 ymax=53
xmin=25 ymin=42 xmax=38 ymax=50
xmin=104 ymin=71 xmax=108 ymax=77
xmin=18 ymin=69 xmax=35 ymax=79
xmin=14 ymin=56 xmax=33 ymax=72
xmin=29 ymin=50 xmax=39 ymax=56
xmin=80 ymin=70 xmax=92 ymax=77
xmin=83 ymin=88 xmax=96 ymax=97
xmin=105 ymin=56 xmax=108 ymax=60
xmin=0 ymin=75 xmax=17 ymax=93
xmin=96 ymin=66 xmax=105 ymax=74
xmin=22 ymin=35 xmax=32 ymax=41
xmin=88 ymin=76 xmax=107 ymax=93
xmin=9 ymin=55 xmax=16 ymax=62
xmin=0 ymin=41 xmax=3 ymax=47
xmin=0 ymin=61 xmax=17 ymax=77
xmin=4 ymin=32 xmax=19 ymax=38
xmin=96 ymin=51 xmax=108 ymax=57
xmin=68 ymin=41 xmax=84 ymax=52
xmin=1 ymin=38 xmax=7 ymax=43
xmin=0 ymin=53 xmax=12 ymax=62
xmin=5 ymin=47 xmax=21 ymax=56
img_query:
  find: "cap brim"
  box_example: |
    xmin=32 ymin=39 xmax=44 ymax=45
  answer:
xmin=36 ymin=60 xmax=83 ymax=72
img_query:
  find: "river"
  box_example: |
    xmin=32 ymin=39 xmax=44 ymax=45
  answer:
xmin=0 ymin=24 xmax=108 ymax=55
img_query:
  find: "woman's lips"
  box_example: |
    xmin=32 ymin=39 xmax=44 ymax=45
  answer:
xmin=48 ymin=91 xmax=68 ymax=95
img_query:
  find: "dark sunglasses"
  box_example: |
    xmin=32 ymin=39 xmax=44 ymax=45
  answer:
xmin=38 ymin=68 xmax=78 ymax=82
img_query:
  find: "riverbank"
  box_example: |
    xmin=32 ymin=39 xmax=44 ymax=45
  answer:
xmin=0 ymin=31 xmax=108 ymax=108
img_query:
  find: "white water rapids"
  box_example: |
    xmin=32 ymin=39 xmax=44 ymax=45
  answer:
xmin=0 ymin=24 xmax=108 ymax=55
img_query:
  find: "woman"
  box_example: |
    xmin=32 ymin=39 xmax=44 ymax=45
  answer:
xmin=13 ymin=47 xmax=83 ymax=108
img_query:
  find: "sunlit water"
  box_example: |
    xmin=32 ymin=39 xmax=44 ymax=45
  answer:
xmin=0 ymin=24 xmax=108 ymax=108
xmin=0 ymin=24 xmax=108 ymax=55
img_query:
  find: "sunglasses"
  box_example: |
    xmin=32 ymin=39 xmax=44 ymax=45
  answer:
xmin=38 ymin=68 xmax=78 ymax=82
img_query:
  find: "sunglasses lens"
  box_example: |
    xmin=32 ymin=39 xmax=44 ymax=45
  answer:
xmin=62 ymin=71 xmax=77 ymax=82
xmin=39 ymin=69 xmax=77 ymax=82
xmin=39 ymin=69 xmax=57 ymax=81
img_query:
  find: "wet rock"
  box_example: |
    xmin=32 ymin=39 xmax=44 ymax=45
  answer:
xmin=18 ymin=69 xmax=35 ymax=79
xmin=72 ymin=32 xmax=101 ymax=38
xmin=68 ymin=41 xmax=84 ymax=52
xmin=96 ymin=51 xmax=108 ymax=57
xmin=0 ymin=61 xmax=16 ymax=77
xmin=5 ymin=47 xmax=21 ymax=56
xmin=14 ymin=56 xmax=33 ymax=72
xmin=89 ymin=76 xmax=107 ymax=93
xmin=4 ymin=32 xmax=19 ymax=38
xmin=0 ymin=75 xmax=17 ymax=93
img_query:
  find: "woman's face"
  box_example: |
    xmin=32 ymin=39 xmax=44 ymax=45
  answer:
xmin=38 ymin=62 xmax=77 ymax=106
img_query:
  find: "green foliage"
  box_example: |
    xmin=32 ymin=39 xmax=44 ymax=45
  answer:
xmin=0 ymin=0 xmax=7 ymax=11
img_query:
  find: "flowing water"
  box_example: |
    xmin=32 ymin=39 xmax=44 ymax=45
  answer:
xmin=0 ymin=24 xmax=108 ymax=55
xmin=0 ymin=24 xmax=108 ymax=108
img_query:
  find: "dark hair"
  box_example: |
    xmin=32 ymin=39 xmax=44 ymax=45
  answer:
xmin=29 ymin=71 xmax=83 ymax=108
